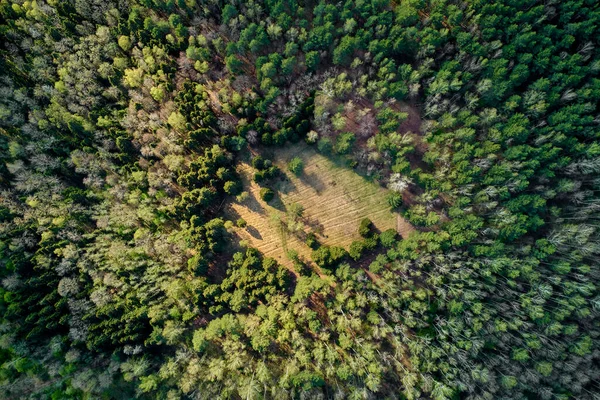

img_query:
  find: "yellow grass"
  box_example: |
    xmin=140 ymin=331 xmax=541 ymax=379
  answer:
xmin=226 ymin=142 xmax=414 ymax=271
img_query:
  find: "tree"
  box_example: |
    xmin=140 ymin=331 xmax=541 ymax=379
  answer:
xmin=305 ymin=232 xmax=318 ymax=249
xmin=222 ymin=4 xmax=238 ymax=24
xmin=379 ymin=229 xmax=397 ymax=248
xmin=260 ymin=187 xmax=275 ymax=202
xmin=287 ymin=157 xmax=304 ymax=175
xmin=317 ymin=137 xmax=333 ymax=154
xmin=124 ymin=68 xmax=143 ymax=87
xmin=224 ymin=181 xmax=241 ymax=195
xmin=312 ymin=246 xmax=347 ymax=269
xmin=358 ymin=218 xmax=373 ymax=237
xmin=118 ymin=35 xmax=131 ymax=51
xmin=335 ymin=132 xmax=355 ymax=154
xmin=387 ymin=192 xmax=403 ymax=209
xmin=225 ymin=55 xmax=244 ymax=75
xmin=349 ymin=241 xmax=364 ymax=261
xmin=333 ymin=36 xmax=358 ymax=66
xmin=305 ymin=51 xmax=320 ymax=71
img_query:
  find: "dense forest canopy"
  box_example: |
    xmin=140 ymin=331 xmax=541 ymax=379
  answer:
xmin=1 ymin=0 xmax=599 ymax=398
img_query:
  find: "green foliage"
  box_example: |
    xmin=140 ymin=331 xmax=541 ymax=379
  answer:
xmin=259 ymin=187 xmax=275 ymax=202
xmin=334 ymin=132 xmax=355 ymax=155
xmin=387 ymin=192 xmax=403 ymax=209
xmin=404 ymin=205 xmax=440 ymax=227
xmin=358 ymin=218 xmax=373 ymax=237
xmin=305 ymin=51 xmax=320 ymax=71
xmin=223 ymin=180 xmax=241 ymax=195
xmin=348 ymin=241 xmax=364 ymax=261
xmin=317 ymin=137 xmax=333 ymax=154
xmin=287 ymin=157 xmax=304 ymax=176
xmin=2 ymin=1 xmax=600 ymax=399
xmin=312 ymin=246 xmax=347 ymax=270
xmin=305 ymin=232 xmax=318 ymax=249
xmin=379 ymin=229 xmax=397 ymax=248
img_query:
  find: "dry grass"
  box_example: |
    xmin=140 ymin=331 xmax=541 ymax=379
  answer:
xmin=225 ymin=142 xmax=415 ymax=272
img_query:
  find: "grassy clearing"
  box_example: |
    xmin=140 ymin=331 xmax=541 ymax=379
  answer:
xmin=226 ymin=142 xmax=415 ymax=272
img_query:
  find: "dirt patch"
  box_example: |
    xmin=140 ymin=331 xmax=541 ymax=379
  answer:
xmin=225 ymin=142 xmax=415 ymax=271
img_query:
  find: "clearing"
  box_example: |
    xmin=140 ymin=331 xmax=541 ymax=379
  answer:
xmin=226 ymin=142 xmax=415 ymax=272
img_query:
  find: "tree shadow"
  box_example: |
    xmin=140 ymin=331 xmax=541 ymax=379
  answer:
xmin=246 ymin=225 xmax=262 ymax=239
xmin=268 ymin=194 xmax=287 ymax=212
xmin=303 ymin=215 xmax=325 ymax=237
xmin=242 ymin=189 xmax=266 ymax=216
xmin=275 ymin=172 xmax=297 ymax=195
xmin=299 ymin=170 xmax=327 ymax=195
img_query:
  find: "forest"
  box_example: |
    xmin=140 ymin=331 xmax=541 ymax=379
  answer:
xmin=0 ymin=0 xmax=599 ymax=399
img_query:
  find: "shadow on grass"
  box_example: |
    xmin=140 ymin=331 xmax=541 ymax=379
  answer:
xmin=299 ymin=170 xmax=327 ymax=194
xmin=275 ymin=173 xmax=297 ymax=195
xmin=246 ymin=225 xmax=262 ymax=239
xmin=241 ymin=188 xmax=266 ymax=216
xmin=266 ymin=194 xmax=287 ymax=212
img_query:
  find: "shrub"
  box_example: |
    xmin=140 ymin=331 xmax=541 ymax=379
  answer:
xmin=260 ymin=187 xmax=275 ymax=202
xmin=236 ymin=218 xmax=247 ymax=228
xmin=358 ymin=218 xmax=373 ymax=237
xmin=379 ymin=229 xmax=397 ymax=248
xmin=287 ymin=156 xmax=304 ymax=175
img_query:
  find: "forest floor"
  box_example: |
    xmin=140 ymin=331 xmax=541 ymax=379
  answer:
xmin=225 ymin=142 xmax=415 ymax=272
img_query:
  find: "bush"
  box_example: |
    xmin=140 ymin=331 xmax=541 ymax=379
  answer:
xmin=358 ymin=218 xmax=373 ymax=237
xmin=287 ymin=157 xmax=304 ymax=175
xmin=387 ymin=192 xmax=403 ymax=209
xmin=236 ymin=218 xmax=247 ymax=228
xmin=259 ymin=187 xmax=275 ymax=202
xmin=379 ymin=229 xmax=397 ymax=248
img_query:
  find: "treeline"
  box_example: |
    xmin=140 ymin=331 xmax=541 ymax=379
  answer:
xmin=0 ymin=0 xmax=599 ymax=399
